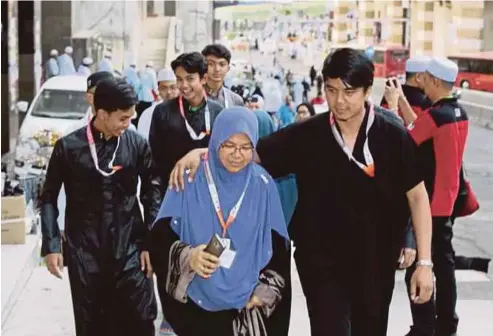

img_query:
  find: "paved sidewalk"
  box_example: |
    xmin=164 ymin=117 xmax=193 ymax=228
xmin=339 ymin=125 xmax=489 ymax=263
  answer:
xmin=3 ymin=257 xmax=493 ymax=336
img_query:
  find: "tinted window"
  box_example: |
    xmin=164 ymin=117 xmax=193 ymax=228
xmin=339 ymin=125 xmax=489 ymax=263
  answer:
xmin=373 ymin=50 xmax=385 ymax=64
xmin=451 ymin=58 xmax=493 ymax=74
xmin=390 ymin=49 xmax=410 ymax=61
xmin=31 ymin=89 xmax=89 ymax=119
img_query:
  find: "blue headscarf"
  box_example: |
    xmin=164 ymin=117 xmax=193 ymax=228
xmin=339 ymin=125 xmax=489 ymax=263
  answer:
xmin=155 ymin=106 xmax=289 ymax=312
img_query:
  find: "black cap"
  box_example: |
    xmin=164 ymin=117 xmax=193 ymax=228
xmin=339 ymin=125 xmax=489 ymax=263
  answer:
xmin=87 ymin=71 xmax=114 ymax=91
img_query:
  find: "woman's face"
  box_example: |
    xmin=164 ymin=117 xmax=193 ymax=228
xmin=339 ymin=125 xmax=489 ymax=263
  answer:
xmin=218 ymin=133 xmax=254 ymax=173
xmin=296 ymin=105 xmax=311 ymax=122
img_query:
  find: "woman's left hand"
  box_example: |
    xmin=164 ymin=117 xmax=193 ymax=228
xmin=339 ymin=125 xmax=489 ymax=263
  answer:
xmin=246 ymin=295 xmax=264 ymax=309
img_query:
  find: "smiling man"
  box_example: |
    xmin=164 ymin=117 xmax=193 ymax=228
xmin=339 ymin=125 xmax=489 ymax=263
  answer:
xmin=40 ymin=78 xmax=160 ymax=336
xmin=201 ymin=44 xmax=244 ymax=108
xmin=168 ymin=48 xmax=435 ymax=336
xmin=148 ymin=53 xmax=223 ymax=335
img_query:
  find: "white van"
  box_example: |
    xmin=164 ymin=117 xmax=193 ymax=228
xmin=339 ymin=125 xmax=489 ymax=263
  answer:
xmin=14 ymin=75 xmax=90 ymax=169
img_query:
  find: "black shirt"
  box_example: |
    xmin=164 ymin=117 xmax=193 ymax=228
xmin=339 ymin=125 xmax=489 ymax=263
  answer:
xmin=149 ymin=97 xmax=223 ymax=195
xmin=256 ymin=106 xmax=422 ymax=270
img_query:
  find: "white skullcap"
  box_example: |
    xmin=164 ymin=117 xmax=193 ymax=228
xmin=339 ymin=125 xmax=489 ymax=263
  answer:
xmin=50 ymin=49 xmax=58 ymax=56
xmin=82 ymin=57 xmax=93 ymax=66
xmin=426 ymin=57 xmax=459 ymax=83
xmin=252 ymin=94 xmax=264 ymax=109
xmin=65 ymin=46 xmax=73 ymax=54
xmin=157 ymin=68 xmax=176 ymax=82
xmin=104 ymin=51 xmax=112 ymax=58
xmin=146 ymin=61 xmax=154 ymax=67
xmin=406 ymin=55 xmax=431 ymax=73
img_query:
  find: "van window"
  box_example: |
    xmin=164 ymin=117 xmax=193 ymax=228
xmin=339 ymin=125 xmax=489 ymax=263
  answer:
xmin=31 ymin=89 xmax=90 ymax=119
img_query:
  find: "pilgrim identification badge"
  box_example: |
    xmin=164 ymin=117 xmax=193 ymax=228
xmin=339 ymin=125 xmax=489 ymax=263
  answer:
xmin=219 ymin=245 xmax=236 ymax=269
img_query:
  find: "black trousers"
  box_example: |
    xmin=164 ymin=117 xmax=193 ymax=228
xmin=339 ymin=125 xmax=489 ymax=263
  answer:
xmin=405 ymin=216 xmax=459 ymax=336
xmin=295 ymin=253 xmax=394 ymax=336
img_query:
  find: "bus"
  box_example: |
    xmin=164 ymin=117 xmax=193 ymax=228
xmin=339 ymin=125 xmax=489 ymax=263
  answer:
xmin=448 ymin=52 xmax=493 ymax=92
xmin=329 ymin=44 xmax=409 ymax=80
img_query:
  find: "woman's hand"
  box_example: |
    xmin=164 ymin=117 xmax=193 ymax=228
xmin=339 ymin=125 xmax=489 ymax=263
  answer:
xmin=169 ymin=148 xmax=208 ymax=191
xmin=189 ymin=244 xmax=220 ymax=278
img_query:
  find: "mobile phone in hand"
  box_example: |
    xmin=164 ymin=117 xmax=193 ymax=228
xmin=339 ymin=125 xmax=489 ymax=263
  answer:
xmin=386 ymin=78 xmax=399 ymax=87
xmin=204 ymin=234 xmax=225 ymax=258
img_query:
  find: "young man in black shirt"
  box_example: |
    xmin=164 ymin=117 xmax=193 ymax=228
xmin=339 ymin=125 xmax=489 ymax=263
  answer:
xmin=168 ymin=48 xmax=434 ymax=336
xmin=148 ymin=52 xmax=223 ymax=335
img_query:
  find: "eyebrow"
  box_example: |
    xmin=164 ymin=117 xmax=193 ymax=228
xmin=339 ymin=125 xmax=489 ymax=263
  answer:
xmin=326 ymin=84 xmax=356 ymax=91
xmin=224 ymin=140 xmax=252 ymax=147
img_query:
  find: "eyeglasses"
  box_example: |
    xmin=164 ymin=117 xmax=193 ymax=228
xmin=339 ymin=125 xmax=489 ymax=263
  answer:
xmin=220 ymin=142 xmax=254 ymax=155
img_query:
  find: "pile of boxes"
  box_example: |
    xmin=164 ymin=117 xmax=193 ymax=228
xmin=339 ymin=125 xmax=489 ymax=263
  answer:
xmin=1 ymin=173 xmax=41 ymax=245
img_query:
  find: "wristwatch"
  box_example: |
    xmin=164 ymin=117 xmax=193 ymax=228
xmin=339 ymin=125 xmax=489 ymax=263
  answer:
xmin=416 ymin=260 xmax=434 ymax=268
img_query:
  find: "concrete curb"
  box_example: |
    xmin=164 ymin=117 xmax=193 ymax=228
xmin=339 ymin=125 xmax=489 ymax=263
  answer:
xmin=1 ymin=234 xmax=41 ymax=327
xmin=460 ymin=100 xmax=493 ymax=130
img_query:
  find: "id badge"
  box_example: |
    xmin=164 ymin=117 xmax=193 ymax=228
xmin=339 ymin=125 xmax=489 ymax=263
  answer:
xmin=220 ymin=238 xmax=231 ymax=250
xmin=220 ymin=247 xmax=236 ymax=269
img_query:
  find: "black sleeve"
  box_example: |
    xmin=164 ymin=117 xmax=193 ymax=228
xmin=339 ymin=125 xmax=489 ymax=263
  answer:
xmin=149 ymin=217 xmax=179 ymax=279
xmin=398 ymin=128 xmax=423 ymax=193
xmin=262 ymin=231 xmax=290 ymax=280
xmin=256 ymin=124 xmax=302 ymax=178
xmin=148 ymin=105 xmax=169 ymax=194
xmin=40 ymin=139 xmax=65 ymax=256
xmin=403 ymin=221 xmax=417 ymax=249
xmin=137 ymin=138 xmax=162 ymax=250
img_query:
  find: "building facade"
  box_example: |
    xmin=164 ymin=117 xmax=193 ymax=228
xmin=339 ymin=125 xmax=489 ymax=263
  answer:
xmin=331 ymin=0 xmax=491 ymax=56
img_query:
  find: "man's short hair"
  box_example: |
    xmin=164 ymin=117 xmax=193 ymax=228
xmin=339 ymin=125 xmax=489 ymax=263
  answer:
xmin=94 ymin=78 xmax=138 ymax=113
xmin=201 ymin=44 xmax=232 ymax=64
xmin=322 ymin=48 xmax=374 ymax=91
xmin=171 ymin=52 xmax=208 ymax=78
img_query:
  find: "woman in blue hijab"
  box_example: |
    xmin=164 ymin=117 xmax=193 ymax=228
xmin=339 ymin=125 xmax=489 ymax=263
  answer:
xmin=151 ymin=107 xmax=290 ymax=336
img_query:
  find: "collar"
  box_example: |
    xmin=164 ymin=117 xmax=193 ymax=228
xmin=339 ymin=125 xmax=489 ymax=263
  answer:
xmin=204 ymin=82 xmax=223 ymax=98
xmin=431 ymin=95 xmax=457 ymax=108
xmin=90 ymin=117 xmax=116 ymax=142
xmin=184 ymin=97 xmax=206 ymax=112
xmin=402 ymin=84 xmax=425 ymax=94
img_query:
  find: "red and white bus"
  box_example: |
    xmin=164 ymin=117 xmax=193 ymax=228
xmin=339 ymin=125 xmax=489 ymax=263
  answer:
xmin=448 ymin=52 xmax=493 ymax=92
xmin=329 ymin=44 xmax=409 ymax=80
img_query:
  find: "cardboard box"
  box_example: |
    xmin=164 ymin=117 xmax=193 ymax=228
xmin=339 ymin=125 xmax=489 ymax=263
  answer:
xmin=2 ymin=195 xmax=27 ymax=244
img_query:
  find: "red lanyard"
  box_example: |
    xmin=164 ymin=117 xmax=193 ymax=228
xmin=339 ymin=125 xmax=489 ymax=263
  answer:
xmin=86 ymin=116 xmax=122 ymax=177
xmin=204 ymin=159 xmax=251 ymax=237
xmin=178 ymin=93 xmax=211 ymax=140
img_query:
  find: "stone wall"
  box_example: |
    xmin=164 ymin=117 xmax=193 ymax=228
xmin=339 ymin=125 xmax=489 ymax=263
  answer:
xmin=175 ymin=1 xmax=213 ymax=53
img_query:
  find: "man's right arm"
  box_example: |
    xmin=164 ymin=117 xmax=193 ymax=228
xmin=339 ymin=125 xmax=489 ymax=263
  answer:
xmin=40 ymin=140 xmax=65 ymax=256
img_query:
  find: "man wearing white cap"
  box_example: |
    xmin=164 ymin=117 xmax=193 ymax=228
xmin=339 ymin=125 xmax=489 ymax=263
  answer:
xmin=45 ymin=49 xmax=60 ymax=79
xmin=382 ymin=55 xmax=432 ymax=125
xmin=404 ymin=57 xmax=469 ymax=336
xmin=97 ymin=51 xmax=114 ymax=73
xmin=58 ymin=46 xmax=76 ymax=75
xmin=77 ymin=57 xmax=93 ymax=77
xmin=137 ymin=67 xmax=179 ymax=140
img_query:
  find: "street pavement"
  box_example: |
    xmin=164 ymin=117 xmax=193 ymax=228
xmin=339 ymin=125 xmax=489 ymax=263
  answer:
xmin=2 ymin=51 xmax=493 ymax=336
